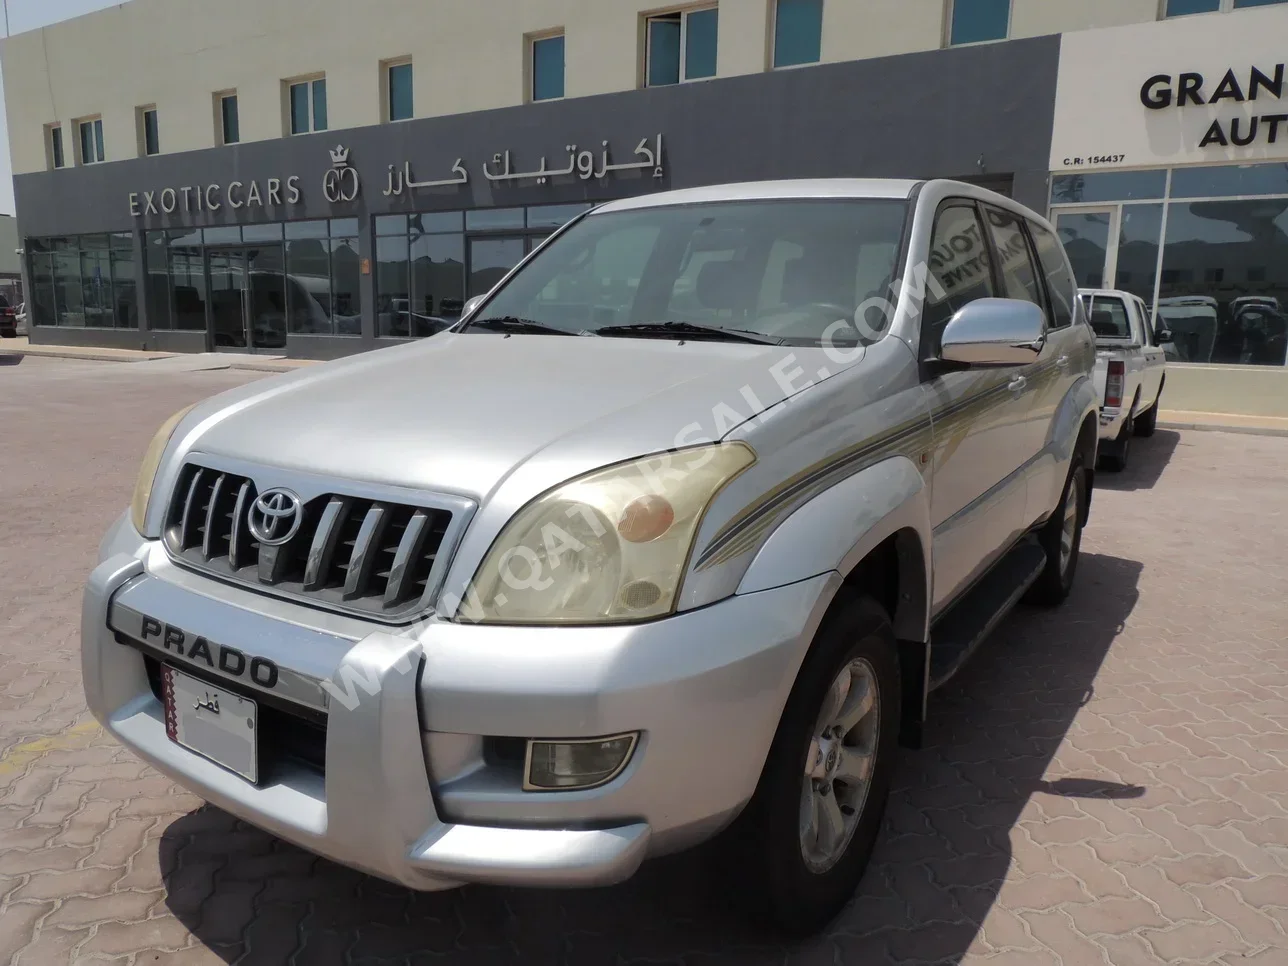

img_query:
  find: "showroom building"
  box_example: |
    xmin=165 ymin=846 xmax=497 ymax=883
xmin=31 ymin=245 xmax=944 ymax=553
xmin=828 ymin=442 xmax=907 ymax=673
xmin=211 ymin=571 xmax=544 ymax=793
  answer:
xmin=4 ymin=0 xmax=1288 ymax=415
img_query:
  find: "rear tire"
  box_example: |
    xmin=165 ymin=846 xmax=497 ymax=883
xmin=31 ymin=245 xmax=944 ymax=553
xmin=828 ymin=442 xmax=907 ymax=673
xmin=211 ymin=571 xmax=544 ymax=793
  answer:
xmin=732 ymin=594 xmax=900 ymax=937
xmin=1134 ymin=397 xmax=1159 ymax=437
xmin=1025 ymin=459 xmax=1086 ymax=607
xmin=1098 ymin=411 xmax=1132 ymax=472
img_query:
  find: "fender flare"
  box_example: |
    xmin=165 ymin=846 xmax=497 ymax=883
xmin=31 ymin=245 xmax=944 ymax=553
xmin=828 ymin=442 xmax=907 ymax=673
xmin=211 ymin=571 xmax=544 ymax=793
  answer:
xmin=737 ymin=455 xmax=932 ymax=643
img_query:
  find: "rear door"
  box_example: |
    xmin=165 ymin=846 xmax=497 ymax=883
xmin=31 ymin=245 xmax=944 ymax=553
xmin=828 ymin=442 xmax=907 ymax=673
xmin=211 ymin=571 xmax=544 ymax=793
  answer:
xmin=921 ymin=201 xmax=1032 ymax=615
xmin=1133 ymin=296 xmax=1166 ymax=408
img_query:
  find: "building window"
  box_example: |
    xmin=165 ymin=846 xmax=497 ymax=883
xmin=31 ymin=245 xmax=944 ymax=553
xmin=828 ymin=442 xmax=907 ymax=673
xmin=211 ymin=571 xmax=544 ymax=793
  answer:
xmin=288 ymin=77 xmax=328 ymax=135
xmin=949 ymin=0 xmax=1011 ymax=45
xmin=646 ymin=7 xmax=718 ymax=86
xmin=138 ymin=107 xmax=159 ymax=157
xmin=46 ymin=124 xmax=65 ymax=169
xmin=385 ymin=60 xmax=413 ymax=121
xmin=376 ymin=213 xmax=466 ymax=337
xmin=282 ymin=219 xmax=360 ymax=336
xmin=1166 ymin=0 xmax=1286 ymax=13
xmin=218 ymin=93 xmax=240 ymax=145
xmin=27 ymin=233 xmax=137 ymax=329
xmin=531 ymin=33 xmax=565 ymax=101
xmin=772 ymin=0 xmax=822 ymax=69
xmin=76 ymin=118 xmax=105 ymax=165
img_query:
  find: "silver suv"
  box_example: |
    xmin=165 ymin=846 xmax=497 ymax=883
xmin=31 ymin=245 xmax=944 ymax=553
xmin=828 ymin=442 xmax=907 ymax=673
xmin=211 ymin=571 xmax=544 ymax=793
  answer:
xmin=84 ymin=179 xmax=1098 ymax=934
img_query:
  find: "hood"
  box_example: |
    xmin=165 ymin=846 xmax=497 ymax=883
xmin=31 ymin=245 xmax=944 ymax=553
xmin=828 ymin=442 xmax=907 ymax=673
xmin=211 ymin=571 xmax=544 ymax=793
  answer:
xmin=176 ymin=333 xmax=862 ymax=503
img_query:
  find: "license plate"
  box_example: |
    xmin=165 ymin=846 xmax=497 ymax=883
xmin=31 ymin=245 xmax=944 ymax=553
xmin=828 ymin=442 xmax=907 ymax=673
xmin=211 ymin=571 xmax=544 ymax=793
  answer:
xmin=161 ymin=665 xmax=258 ymax=783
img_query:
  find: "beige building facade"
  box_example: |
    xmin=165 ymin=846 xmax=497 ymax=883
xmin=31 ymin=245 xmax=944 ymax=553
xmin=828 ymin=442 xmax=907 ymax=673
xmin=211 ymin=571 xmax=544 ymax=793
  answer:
xmin=5 ymin=0 xmax=1288 ymax=415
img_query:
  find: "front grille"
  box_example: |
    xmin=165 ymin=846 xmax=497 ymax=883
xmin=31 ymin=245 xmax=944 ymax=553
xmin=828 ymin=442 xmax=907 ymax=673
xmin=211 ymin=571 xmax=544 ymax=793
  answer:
xmin=163 ymin=463 xmax=454 ymax=620
xmin=141 ymin=653 xmax=326 ymax=779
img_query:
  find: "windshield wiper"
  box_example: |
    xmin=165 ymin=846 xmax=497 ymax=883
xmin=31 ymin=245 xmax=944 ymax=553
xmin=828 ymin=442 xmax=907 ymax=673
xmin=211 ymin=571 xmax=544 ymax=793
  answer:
xmin=595 ymin=321 xmax=783 ymax=345
xmin=468 ymin=316 xmax=583 ymax=336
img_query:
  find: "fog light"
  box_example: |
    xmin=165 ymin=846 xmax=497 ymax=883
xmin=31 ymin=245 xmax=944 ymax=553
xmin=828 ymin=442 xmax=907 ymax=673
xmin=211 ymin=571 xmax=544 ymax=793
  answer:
xmin=524 ymin=733 xmax=639 ymax=790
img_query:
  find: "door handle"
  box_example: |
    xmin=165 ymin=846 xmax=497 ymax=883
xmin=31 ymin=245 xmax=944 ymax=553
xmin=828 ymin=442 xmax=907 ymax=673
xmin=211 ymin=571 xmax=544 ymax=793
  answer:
xmin=1008 ymin=375 xmax=1027 ymax=393
xmin=1056 ymin=353 xmax=1070 ymax=368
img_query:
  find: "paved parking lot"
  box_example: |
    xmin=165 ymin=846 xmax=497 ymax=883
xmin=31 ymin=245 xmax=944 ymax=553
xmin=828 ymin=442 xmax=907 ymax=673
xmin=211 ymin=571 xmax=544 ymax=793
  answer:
xmin=1 ymin=352 xmax=1286 ymax=965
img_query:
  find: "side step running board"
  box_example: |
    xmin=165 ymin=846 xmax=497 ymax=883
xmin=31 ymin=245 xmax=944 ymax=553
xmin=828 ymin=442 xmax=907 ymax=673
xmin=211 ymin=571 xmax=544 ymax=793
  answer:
xmin=927 ymin=539 xmax=1046 ymax=691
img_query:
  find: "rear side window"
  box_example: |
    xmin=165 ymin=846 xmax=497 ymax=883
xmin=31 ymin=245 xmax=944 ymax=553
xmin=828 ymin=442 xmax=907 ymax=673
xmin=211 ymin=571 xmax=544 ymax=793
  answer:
xmin=1086 ymin=296 xmax=1132 ymax=339
xmin=983 ymin=205 xmax=1044 ymax=310
xmin=922 ymin=202 xmax=995 ymax=354
xmin=1029 ymin=221 xmax=1075 ymax=329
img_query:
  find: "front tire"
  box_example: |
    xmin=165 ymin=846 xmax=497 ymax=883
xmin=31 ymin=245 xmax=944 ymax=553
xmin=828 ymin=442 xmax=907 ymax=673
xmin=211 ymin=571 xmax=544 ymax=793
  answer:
xmin=734 ymin=595 xmax=900 ymax=936
xmin=1025 ymin=459 xmax=1086 ymax=607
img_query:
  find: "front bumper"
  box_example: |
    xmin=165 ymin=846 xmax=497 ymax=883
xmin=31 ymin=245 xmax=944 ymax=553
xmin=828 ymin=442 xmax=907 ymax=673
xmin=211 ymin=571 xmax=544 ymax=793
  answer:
xmin=83 ymin=518 xmax=832 ymax=891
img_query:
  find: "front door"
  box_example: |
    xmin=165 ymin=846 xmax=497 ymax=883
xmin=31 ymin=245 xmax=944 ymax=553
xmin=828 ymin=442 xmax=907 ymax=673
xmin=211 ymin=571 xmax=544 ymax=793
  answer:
xmin=1053 ymin=207 xmax=1117 ymax=291
xmin=205 ymin=246 xmax=287 ymax=352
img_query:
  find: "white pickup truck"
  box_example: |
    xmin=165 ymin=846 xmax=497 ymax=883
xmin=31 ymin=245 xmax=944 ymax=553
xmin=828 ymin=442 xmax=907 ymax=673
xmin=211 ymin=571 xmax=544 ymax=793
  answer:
xmin=1080 ymin=288 xmax=1168 ymax=472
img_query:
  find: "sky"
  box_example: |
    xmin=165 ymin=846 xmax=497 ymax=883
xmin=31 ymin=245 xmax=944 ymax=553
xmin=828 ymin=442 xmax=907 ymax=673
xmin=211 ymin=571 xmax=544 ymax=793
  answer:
xmin=0 ymin=0 xmax=125 ymax=214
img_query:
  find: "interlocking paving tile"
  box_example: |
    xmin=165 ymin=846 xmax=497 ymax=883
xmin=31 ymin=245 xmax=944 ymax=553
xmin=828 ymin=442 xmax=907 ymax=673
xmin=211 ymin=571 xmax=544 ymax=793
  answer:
xmin=1 ymin=357 xmax=1286 ymax=964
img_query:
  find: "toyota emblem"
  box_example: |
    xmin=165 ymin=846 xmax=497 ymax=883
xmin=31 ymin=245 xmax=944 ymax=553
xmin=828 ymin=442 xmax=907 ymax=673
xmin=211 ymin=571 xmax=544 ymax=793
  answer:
xmin=247 ymin=488 xmax=303 ymax=546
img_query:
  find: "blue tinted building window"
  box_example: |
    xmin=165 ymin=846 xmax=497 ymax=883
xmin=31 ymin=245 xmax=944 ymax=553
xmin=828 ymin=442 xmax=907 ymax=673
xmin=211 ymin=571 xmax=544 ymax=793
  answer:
xmin=1171 ymin=163 xmax=1288 ymax=198
xmin=950 ymin=0 xmax=1011 ymax=45
xmin=1233 ymin=0 xmax=1288 ymax=8
xmin=1165 ymin=0 xmax=1220 ymax=12
xmin=1050 ymin=170 xmax=1167 ymax=204
xmin=312 ymin=78 xmax=328 ymax=131
xmin=773 ymin=0 xmax=822 ymax=68
xmin=143 ymin=110 xmax=159 ymax=156
xmin=685 ymin=8 xmax=718 ymax=80
xmin=532 ymin=35 xmax=565 ymax=100
xmin=388 ymin=62 xmax=413 ymax=121
xmin=647 ymin=15 xmax=681 ymax=85
xmin=221 ymin=95 xmax=239 ymax=145
xmin=290 ymin=83 xmax=309 ymax=134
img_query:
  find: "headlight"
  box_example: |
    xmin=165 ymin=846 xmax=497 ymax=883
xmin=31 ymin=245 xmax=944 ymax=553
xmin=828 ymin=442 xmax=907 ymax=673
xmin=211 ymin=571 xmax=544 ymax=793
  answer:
xmin=461 ymin=443 xmax=756 ymax=624
xmin=129 ymin=404 xmax=196 ymax=534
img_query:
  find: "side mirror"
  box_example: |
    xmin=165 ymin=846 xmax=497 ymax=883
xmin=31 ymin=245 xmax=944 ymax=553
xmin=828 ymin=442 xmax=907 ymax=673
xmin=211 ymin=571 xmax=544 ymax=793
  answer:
xmin=1154 ymin=326 xmax=1173 ymax=344
xmin=461 ymin=294 xmax=485 ymax=319
xmin=939 ymin=298 xmax=1045 ymax=367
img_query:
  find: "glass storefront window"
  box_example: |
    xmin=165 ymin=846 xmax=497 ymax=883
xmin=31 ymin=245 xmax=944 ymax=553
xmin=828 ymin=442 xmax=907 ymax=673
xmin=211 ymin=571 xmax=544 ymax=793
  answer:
xmin=285 ymin=219 xmax=329 ymax=239
xmin=169 ymin=246 xmax=208 ymax=330
xmin=466 ymin=207 xmax=525 ymax=230
xmin=1051 ymin=170 xmax=1167 ymax=204
xmin=376 ymin=234 xmax=411 ymax=337
xmin=1171 ymin=164 xmax=1288 ymax=199
xmin=145 ymin=231 xmax=172 ymax=329
xmin=377 ymin=212 xmax=469 ymax=337
xmin=1113 ymin=204 xmax=1164 ymax=310
xmin=26 ymin=232 xmax=138 ymax=329
xmin=203 ymin=226 xmax=241 ymax=244
xmin=414 ymin=211 xmax=463 ymax=233
xmin=242 ymin=223 xmax=284 ymax=242
xmin=1158 ymin=199 xmax=1288 ymax=366
xmin=411 ymin=233 xmax=465 ymax=329
xmin=526 ymin=203 xmax=593 ymax=229
xmin=281 ymin=220 xmax=361 ymax=337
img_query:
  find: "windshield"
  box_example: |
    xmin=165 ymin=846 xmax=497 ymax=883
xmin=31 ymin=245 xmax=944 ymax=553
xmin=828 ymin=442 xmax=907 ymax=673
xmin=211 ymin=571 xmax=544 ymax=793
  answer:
xmin=465 ymin=199 xmax=908 ymax=346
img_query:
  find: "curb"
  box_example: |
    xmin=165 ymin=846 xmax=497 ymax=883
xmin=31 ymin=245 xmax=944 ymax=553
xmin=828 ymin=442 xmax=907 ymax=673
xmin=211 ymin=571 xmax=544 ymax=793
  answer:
xmin=0 ymin=346 xmax=179 ymax=363
xmin=1158 ymin=420 xmax=1288 ymax=439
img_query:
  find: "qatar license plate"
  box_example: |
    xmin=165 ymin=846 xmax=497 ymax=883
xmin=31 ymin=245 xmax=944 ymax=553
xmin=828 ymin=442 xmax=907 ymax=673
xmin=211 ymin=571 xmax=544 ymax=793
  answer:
xmin=161 ymin=665 xmax=258 ymax=783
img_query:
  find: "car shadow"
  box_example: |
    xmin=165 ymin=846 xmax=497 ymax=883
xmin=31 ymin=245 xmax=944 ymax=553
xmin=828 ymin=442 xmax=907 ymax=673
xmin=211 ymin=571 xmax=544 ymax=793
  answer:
xmin=159 ymin=551 xmax=1141 ymax=965
xmin=0 ymin=352 xmax=24 ymax=366
xmin=1095 ymin=429 xmax=1180 ymax=491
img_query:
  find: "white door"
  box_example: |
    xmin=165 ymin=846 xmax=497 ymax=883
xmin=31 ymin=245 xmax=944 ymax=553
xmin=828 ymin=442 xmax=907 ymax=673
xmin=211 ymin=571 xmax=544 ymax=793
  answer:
xmin=1133 ymin=296 xmax=1166 ymax=409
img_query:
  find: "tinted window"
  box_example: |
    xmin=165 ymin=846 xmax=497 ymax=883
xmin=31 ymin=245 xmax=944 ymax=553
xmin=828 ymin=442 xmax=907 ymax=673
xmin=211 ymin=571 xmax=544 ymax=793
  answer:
xmin=773 ymin=0 xmax=822 ymax=68
xmin=1165 ymin=0 xmax=1219 ymax=14
xmin=472 ymin=199 xmax=908 ymax=346
xmin=1050 ymin=170 xmax=1166 ymax=204
xmin=532 ymin=35 xmax=565 ymax=100
xmin=923 ymin=203 xmax=996 ymax=353
xmin=1029 ymin=221 xmax=1076 ymax=329
xmin=1086 ymin=296 xmax=1132 ymax=340
xmin=388 ymin=63 xmax=413 ymax=121
xmin=983 ymin=206 xmax=1043 ymax=309
xmin=950 ymin=0 xmax=1010 ymax=45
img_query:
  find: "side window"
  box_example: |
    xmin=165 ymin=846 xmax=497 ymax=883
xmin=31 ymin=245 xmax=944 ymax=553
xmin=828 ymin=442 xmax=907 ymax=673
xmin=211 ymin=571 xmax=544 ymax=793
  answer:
xmin=922 ymin=202 xmax=996 ymax=355
xmin=1029 ymin=221 xmax=1075 ymax=329
xmin=982 ymin=205 xmax=1044 ymax=310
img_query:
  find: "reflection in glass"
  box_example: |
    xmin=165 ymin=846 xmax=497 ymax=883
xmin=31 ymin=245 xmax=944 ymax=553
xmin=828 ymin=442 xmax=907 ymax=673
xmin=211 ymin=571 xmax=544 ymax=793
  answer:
xmin=1055 ymin=211 xmax=1112 ymax=289
xmin=242 ymin=223 xmax=284 ymax=242
xmin=81 ymin=249 xmax=111 ymax=326
xmin=145 ymin=231 xmax=172 ymax=329
xmin=285 ymin=220 xmax=329 ymax=239
xmin=413 ymin=211 xmax=463 ymax=233
xmin=1158 ymin=198 xmax=1288 ymax=366
xmin=286 ymin=236 xmax=332 ymax=335
xmin=207 ymin=250 xmax=245 ymax=347
xmin=55 ymin=252 xmax=84 ymax=325
xmin=170 ymin=248 xmax=207 ymax=331
xmin=112 ymin=248 xmax=137 ymax=327
xmin=526 ymin=203 xmax=592 ymax=229
xmin=1050 ymin=170 xmax=1167 ymax=204
xmin=203 ymin=226 xmax=241 ymax=244
xmin=465 ymin=208 xmax=525 ymax=230
xmin=411 ymin=233 xmax=465 ymax=331
xmin=331 ymin=238 xmax=360 ymax=334
xmin=1171 ymin=163 xmax=1288 ymax=199
xmin=247 ymin=246 xmax=288 ymax=349
xmin=469 ymin=237 xmax=525 ymax=298
xmin=1114 ymin=204 xmax=1164 ymax=308
xmin=376 ymin=235 xmax=411 ymax=336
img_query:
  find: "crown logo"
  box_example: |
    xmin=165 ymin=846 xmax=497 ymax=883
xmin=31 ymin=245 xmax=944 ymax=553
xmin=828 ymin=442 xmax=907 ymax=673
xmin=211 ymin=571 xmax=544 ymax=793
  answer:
xmin=329 ymin=144 xmax=350 ymax=167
